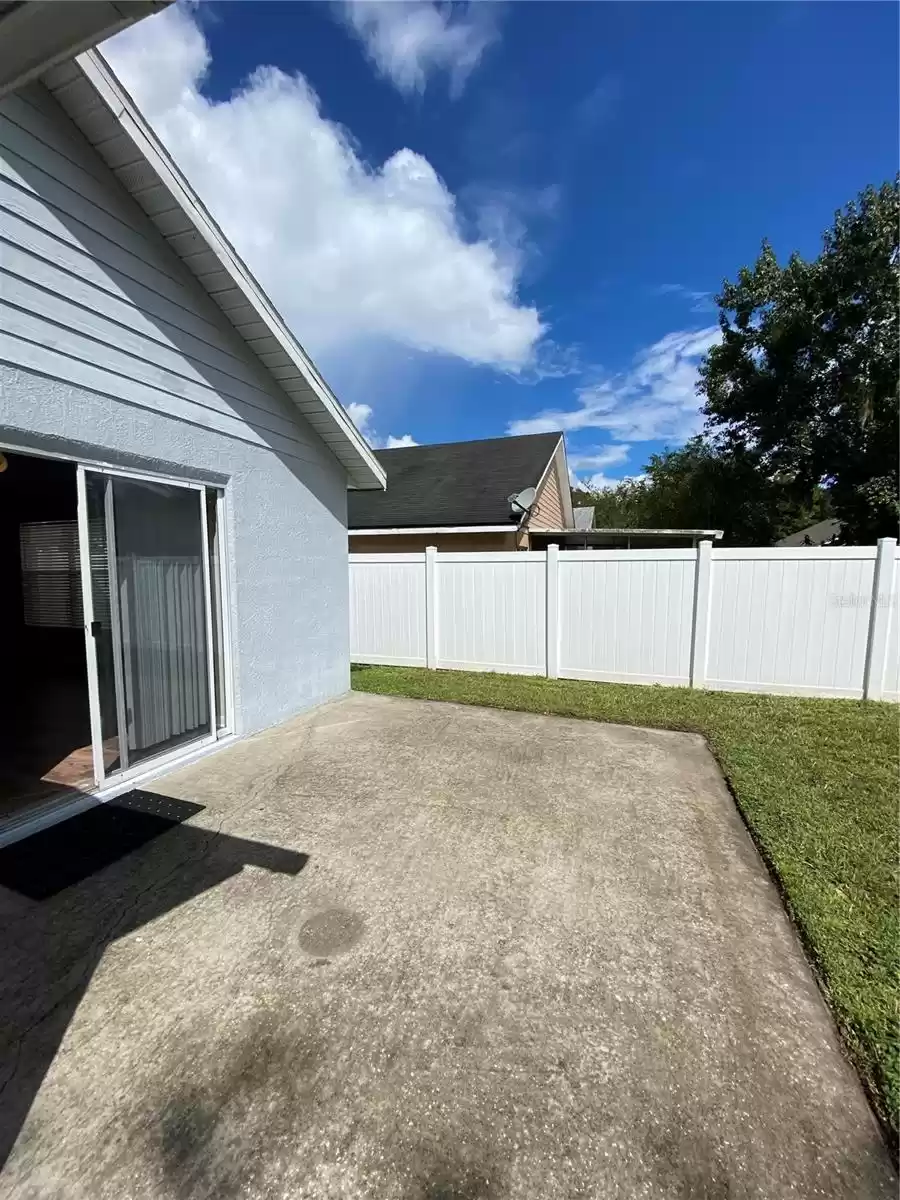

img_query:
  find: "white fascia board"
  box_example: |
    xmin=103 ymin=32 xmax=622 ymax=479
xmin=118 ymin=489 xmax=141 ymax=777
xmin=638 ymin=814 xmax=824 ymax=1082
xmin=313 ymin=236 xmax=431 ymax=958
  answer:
xmin=536 ymin=527 xmax=725 ymax=538
xmin=554 ymin=437 xmax=575 ymax=528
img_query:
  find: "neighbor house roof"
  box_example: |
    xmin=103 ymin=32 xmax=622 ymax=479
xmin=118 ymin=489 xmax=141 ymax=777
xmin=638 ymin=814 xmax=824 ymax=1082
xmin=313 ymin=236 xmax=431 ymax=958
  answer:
xmin=776 ymin=518 xmax=841 ymax=547
xmin=35 ymin=48 xmax=385 ymax=490
xmin=348 ymin=433 xmax=563 ymax=530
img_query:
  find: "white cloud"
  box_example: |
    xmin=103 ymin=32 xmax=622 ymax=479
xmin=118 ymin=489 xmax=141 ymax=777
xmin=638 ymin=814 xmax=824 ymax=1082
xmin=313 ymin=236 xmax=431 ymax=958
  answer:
xmin=346 ymin=402 xmax=375 ymax=434
xmin=345 ymin=402 xmax=417 ymax=449
xmin=567 ymin=444 xmax=631 ymax=473
xmin=573 ymin=75 xmax=622 ymax=133
xmin=335 ymin=0 xmax=499 ymax=95
xmin=652 ymin=283 xmax=716 ymax=314
xmin=579 ymin=472 xmax=629 ymax=492
xmin=507 ymin=327 xmax=720 ymax=442
xmin=104 ymin=6 xmax=541 ymax=375
xmin=567 ymin=445 xmax=633 ymax=492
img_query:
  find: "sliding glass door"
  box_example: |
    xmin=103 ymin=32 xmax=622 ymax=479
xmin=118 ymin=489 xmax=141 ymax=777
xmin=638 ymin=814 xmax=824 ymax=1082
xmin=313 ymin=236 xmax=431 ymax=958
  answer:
xmin=78 ymin=467 xmax=223 ymax=787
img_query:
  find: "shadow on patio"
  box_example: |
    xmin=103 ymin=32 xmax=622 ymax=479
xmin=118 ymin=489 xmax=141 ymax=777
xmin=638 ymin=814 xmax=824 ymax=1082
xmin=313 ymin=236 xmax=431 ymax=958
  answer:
xmin=0 ymin=790 xmax=307 ymax=1168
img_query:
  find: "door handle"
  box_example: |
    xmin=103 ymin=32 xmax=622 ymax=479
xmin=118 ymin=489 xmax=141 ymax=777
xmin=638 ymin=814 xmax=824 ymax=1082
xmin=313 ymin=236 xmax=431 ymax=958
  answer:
xmin=90 ymin=620 xmax=103 ymax=637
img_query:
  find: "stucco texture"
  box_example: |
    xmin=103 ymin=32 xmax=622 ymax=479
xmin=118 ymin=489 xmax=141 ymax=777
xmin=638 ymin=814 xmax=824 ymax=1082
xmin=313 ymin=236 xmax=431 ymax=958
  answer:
xmin=0 ymin=364 xmax=351 ymax=736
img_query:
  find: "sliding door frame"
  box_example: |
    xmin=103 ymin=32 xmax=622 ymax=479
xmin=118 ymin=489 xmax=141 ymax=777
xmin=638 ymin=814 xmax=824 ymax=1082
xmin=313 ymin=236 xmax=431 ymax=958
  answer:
xmin=211 ymin=487 xmax=235 ymax=739
xmin=75 ymin=464 xmax=106 ymax=787
xmin=102 ymin=472 xmax=131 ymax=774
xmin=71 ymin=459 xmax=232 ymax=790
xmin=198 ymin=482 xmax=218 ymax=750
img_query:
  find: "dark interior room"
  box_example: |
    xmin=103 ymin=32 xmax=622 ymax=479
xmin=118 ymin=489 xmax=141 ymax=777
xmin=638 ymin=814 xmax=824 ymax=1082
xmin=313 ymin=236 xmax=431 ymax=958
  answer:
xmin=0 ymin=451 xmax=94 ymax=818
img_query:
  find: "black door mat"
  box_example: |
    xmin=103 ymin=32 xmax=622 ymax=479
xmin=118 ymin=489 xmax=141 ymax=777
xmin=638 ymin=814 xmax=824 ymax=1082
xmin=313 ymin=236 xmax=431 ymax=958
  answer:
xmin=0 ymin=791 xmax=203 ymax=900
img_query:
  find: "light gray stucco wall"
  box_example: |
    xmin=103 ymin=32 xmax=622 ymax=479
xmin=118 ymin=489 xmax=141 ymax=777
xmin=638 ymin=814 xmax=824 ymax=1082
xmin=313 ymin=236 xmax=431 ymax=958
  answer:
xmin=0 ymin=364 xmax=351 ymax=737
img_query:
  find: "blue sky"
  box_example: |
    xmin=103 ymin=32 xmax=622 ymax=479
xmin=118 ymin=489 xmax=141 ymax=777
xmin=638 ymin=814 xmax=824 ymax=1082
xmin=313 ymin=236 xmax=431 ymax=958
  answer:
xmin=106 ymin=2 xmax=899 ymax=487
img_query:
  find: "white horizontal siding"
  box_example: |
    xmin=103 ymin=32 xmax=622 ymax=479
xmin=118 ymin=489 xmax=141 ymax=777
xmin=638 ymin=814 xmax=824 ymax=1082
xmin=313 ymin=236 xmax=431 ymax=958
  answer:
xmin=1 ymin=88 xmax=123 ymax=189
xmin=0 ymin=300 xmax=307 ymax=448
xmin=0 ymin=149 xmax=197 ymax=301
xmin=0 ymin=187 xmax=295 ymax=407
xmin=0 ymin=208 xmax=279 ymax=391
xmin=0 ymin=83 xmax=321 ymax=465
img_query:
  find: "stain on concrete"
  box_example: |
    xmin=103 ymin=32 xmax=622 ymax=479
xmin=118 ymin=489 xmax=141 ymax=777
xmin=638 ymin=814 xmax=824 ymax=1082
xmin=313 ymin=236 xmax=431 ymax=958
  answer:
xmin=413 ymin=1148 xmax=501 ymax=1200
xmin=297 ymin=907 xmax=365 ymax=957
xmin=642 ymin=1105 xmax=735 ymax=1199
xmin=153 ymin=1007 xmax=322 ymax=1200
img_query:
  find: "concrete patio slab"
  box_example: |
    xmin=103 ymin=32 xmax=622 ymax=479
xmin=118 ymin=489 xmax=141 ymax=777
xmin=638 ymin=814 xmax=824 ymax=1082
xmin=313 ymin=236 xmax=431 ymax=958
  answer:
xmin=0 ymin=692 xmax=894 ymax=1199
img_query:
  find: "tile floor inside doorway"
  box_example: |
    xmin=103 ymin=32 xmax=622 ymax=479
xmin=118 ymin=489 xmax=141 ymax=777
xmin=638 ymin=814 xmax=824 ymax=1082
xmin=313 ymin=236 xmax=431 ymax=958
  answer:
xmin=0 ymin=676 xmax=100 ymax=818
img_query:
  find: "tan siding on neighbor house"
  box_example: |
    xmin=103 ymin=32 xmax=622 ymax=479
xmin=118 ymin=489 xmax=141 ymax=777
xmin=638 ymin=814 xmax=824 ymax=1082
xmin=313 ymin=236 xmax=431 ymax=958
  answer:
xmin=349 ymin=531 xmax=518 ymax=553
xmin=527 ymin=460 xmax=565 ymax=530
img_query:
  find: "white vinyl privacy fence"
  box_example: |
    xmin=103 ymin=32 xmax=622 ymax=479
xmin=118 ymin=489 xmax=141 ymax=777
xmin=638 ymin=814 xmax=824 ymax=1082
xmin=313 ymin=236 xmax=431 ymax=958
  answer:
xmin=350 ymin=539 xmax=900 ymax=701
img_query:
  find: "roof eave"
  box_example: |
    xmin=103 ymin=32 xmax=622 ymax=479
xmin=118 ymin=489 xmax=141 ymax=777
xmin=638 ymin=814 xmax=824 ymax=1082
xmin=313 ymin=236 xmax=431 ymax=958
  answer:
xmin=54 ymin=49 xmax=384 ymax=491
xmin=555 ymin=436 xmax=575 ymax=528
xmin=0 ymin=0 xmax=171 ymax=100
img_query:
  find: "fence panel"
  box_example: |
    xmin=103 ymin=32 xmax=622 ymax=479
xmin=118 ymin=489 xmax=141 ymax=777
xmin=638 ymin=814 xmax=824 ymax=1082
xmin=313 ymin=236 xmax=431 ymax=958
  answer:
xmin=706 ymin=549 xmax=877 ymax=698
xmin=349 ymin=553 xmax=427 ymax=666
xmin=437 ymin=553 xmax=546 ymax=674
xmin=558 ymin=551 xmax=695 ymax=685
xmin=349 ymin=541 xmax=899 ymax=701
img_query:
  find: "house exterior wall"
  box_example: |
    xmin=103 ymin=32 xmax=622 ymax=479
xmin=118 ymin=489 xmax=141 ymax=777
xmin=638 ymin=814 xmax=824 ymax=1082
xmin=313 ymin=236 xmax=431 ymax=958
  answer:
xmin=0 ymin=81 xmax=351 ymax=736
xmin=349 ymin=531 xmax=518 ymax=553
xmin=526 ymin=457 xmax=565 ymax=531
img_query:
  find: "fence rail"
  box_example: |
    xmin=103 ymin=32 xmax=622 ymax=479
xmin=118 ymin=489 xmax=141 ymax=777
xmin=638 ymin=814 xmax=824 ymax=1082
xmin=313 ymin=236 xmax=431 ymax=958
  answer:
xmin=350 ymin=539 xmax=900 ymax=701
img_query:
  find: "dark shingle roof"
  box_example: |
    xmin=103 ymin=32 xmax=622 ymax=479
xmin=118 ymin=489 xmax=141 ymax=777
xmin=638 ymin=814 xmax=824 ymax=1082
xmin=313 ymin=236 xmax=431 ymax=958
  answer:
xmin=776 ymin=518 xmax=841 ymax=546
xmin=348 ymin=432 xmax=561 ymax=529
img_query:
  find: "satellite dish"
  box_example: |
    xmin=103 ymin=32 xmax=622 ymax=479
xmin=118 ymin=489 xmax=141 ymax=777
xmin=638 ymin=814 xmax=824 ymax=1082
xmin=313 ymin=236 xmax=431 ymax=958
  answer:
xmin=508 ymin=486 xmax=537 ymax=516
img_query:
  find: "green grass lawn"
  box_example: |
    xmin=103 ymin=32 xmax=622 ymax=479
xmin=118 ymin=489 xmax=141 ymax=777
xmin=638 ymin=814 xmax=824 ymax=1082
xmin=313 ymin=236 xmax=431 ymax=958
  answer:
xmin=351 ymin=664 xmax=899 ymax=1144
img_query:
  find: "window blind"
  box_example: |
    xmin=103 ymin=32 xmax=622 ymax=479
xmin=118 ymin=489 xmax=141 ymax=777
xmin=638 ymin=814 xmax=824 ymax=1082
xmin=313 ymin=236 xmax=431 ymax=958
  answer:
xmin=19 ymin=520 xmax=83 ymax=628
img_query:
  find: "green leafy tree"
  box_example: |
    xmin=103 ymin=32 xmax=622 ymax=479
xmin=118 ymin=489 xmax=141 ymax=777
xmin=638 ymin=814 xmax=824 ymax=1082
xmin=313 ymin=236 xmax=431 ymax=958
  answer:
xmin=574 ymin=438 xmax=828 ymax=545
xmin=572 ymin=479 xmax=654 ymax=528
xmin=699 ymin=180 xmax=899 ymax=543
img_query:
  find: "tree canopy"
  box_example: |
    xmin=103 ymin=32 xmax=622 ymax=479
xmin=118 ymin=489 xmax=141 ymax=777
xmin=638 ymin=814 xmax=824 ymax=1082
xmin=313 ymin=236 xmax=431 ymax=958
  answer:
xmin=699 ymin=179 xmax=898 ymax=543
xmin=573 ymin=437 xmax=829 ymax=545
xmin=579 ymin=180 xmax=898 ymax=544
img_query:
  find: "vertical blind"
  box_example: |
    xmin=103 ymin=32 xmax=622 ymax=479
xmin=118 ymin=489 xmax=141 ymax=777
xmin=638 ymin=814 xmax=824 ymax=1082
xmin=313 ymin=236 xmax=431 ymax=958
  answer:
xmin=117 ymin=553 xmax=210 ymax=752
xmin=19 ymin=520 xmax=83 ymax=628
xmin=109 ymin=478 xmax=211 ymax=761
